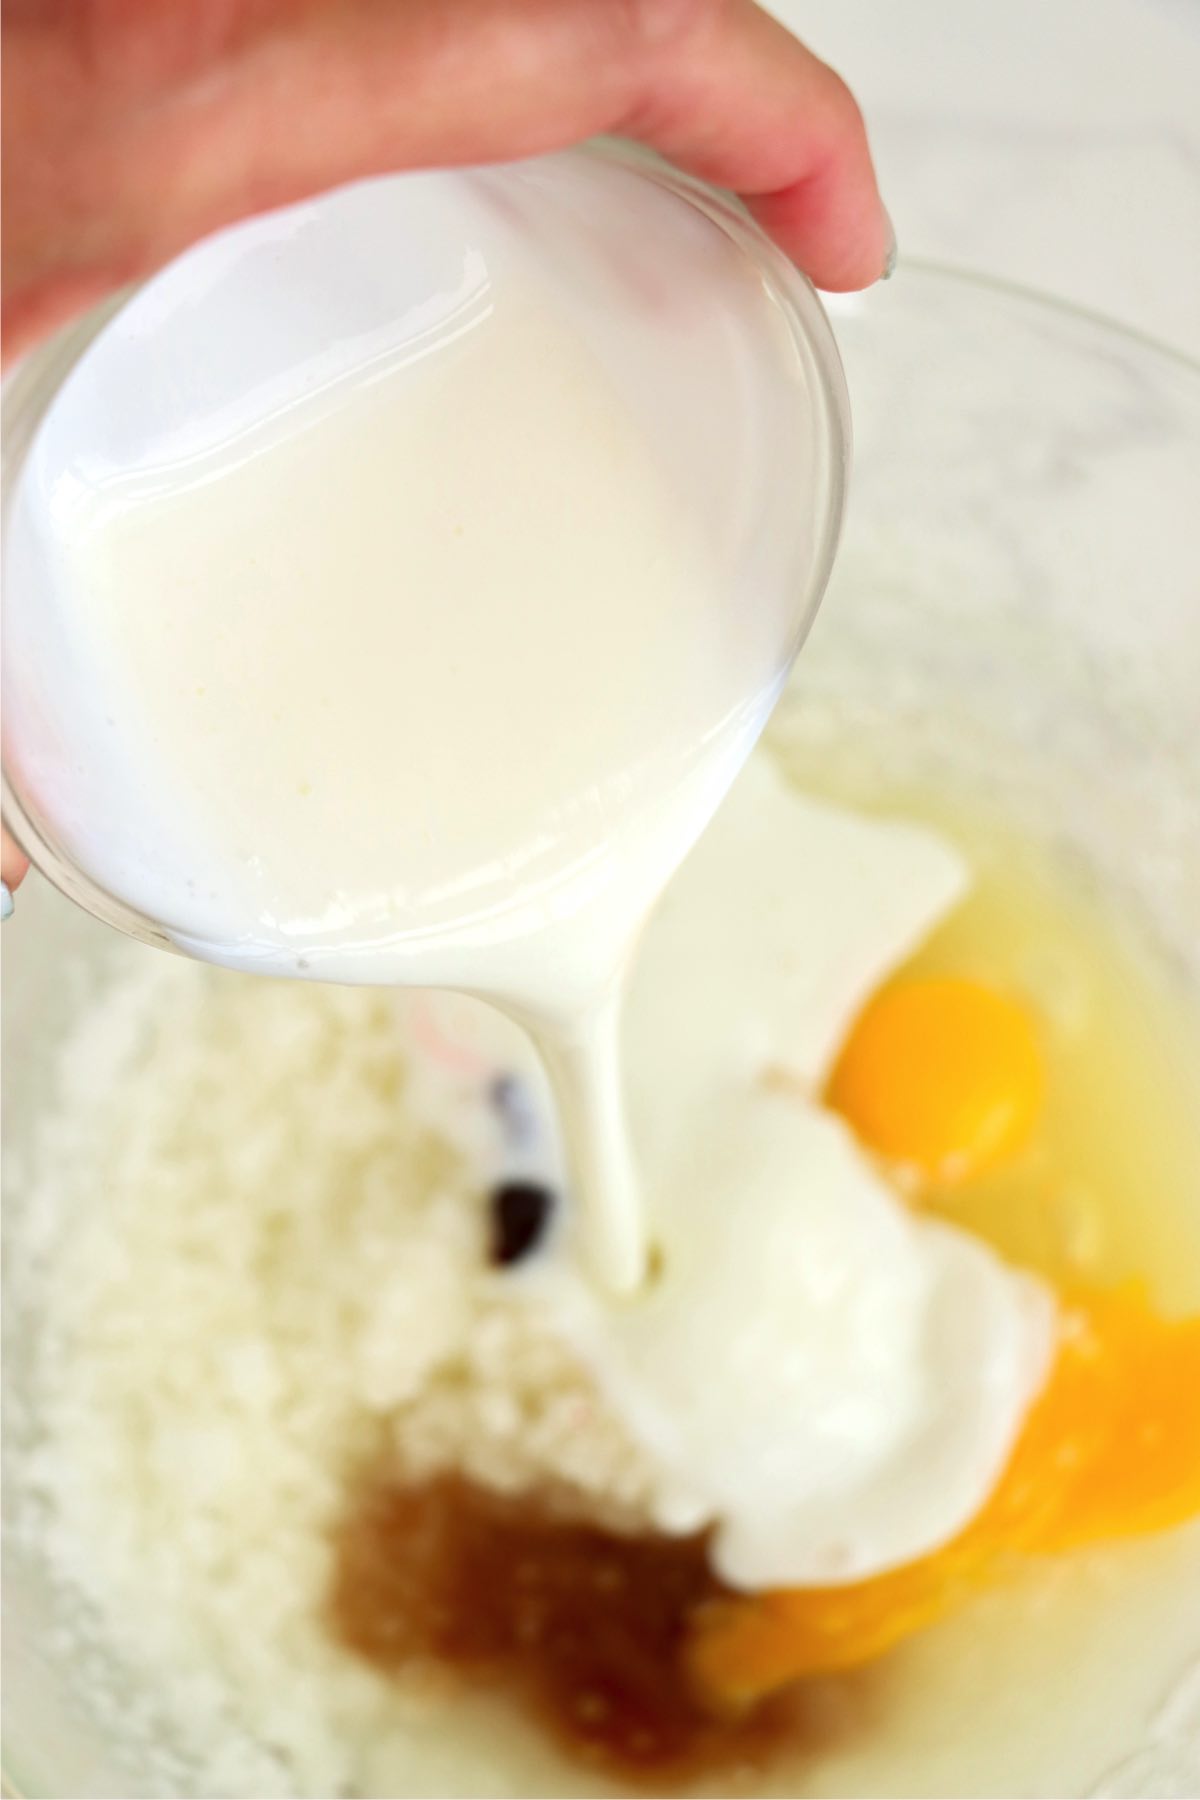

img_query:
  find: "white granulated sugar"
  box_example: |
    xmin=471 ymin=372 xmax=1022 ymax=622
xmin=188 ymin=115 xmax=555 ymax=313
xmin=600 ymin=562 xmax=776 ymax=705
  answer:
xmin=7 ymin=951 xmax=663 ymax=1797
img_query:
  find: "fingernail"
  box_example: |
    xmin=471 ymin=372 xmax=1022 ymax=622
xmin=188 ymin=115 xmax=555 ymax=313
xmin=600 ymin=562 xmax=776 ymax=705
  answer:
xmin=1 ymin=881 xmax=13 ymax=922
xmin=881 ymin=209 xmax=898 ymax=281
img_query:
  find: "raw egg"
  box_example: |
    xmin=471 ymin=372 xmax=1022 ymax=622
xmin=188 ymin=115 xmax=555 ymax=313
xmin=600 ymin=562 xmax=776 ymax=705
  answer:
xmin=688 ymin=1288 xmax=1200 ymax=1709
xmin=828 ymin=976 xmax=1043 ymax=1185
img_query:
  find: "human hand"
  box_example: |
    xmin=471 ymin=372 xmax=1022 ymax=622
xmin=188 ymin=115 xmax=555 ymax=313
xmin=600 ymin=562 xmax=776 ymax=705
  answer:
xmin=2 ymin=0 xmax=890 ymax=365
xmin=2 ymin=826 xmax=29 ymax=913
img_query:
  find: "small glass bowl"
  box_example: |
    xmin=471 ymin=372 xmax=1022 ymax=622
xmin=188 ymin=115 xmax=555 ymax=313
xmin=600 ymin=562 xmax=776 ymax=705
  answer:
xmin=0 ymin=142 xmax=850 ymax=964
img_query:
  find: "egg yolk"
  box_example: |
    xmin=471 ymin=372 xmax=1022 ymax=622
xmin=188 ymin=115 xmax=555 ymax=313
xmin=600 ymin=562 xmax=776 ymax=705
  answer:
xmin=688 ymin=1289 xmax=1200 ymax=1711
xmin=827 ymin=977 xmax=1043 ymax=1184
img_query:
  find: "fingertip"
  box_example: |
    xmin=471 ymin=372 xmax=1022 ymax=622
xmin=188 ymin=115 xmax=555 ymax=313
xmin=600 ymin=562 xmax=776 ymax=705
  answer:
xmin=2 ymin=824 xmax=31 ymax=892
xmin=732 ymin=55 xmax=890 ymax=289
xmin=618 ymin=1 xmax=892 ymax=292
xmin=759 ymin=57 xmax=891 ymax=290
xmin=748 ymin=177 xmax=892 ymax=292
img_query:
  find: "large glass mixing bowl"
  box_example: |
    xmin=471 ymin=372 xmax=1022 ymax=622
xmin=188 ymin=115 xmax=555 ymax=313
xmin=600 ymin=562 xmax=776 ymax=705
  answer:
xmin=4 ymin=266 xmax=1199 ymax=1798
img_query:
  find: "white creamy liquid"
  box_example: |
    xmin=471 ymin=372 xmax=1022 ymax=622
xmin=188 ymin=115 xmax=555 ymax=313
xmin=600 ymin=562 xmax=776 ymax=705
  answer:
xmin=61 ymin=300 xmax=759 ymax=1289
xmin=4 ymin=163 xmax=832 ymax=1291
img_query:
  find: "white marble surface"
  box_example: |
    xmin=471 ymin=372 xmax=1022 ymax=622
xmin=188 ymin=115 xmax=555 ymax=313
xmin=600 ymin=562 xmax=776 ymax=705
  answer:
xmin=771 ymin=0 xmax=1200 ymax=359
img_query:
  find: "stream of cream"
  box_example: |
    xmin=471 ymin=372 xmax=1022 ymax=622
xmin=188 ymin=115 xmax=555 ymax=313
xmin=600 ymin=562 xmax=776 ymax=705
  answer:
xmin=31 ymin=283 xmax=791 ymax=1291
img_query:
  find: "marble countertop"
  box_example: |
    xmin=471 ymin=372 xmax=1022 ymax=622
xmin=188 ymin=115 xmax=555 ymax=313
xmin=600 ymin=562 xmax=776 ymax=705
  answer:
xmin=772 ymin=0 xmax=1200 ymax=359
